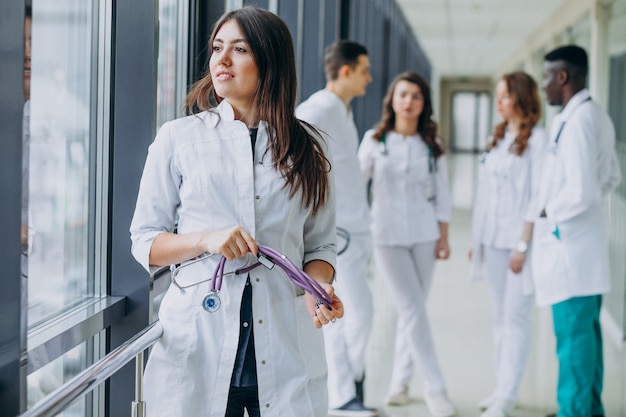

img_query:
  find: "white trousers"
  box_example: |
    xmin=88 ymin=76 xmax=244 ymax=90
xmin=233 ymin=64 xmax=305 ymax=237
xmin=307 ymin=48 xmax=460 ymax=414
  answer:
xmin=483 ymin=246 xmax=532 ymax=402
xmin=325 ymin=233 xmax=374 ymax=408
xmin=374 ymin=242 xmax=447 ymax=396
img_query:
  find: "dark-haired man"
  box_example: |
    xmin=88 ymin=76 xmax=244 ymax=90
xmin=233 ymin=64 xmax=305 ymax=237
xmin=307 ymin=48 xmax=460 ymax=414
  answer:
xmin=296 ymin=40 xmax=377 ymax=417
xmin=532 ymin=44 xmax=621 ymax=417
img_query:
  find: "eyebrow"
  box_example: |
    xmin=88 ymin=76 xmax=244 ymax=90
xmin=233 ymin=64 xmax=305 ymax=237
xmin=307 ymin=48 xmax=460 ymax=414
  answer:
xmin=213 ymin=37 xmax=247 ymax=44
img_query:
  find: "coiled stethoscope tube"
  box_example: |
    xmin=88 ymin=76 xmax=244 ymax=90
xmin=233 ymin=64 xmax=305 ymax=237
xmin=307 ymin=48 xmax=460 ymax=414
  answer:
xmin=171 ymin=245 xmax=333 ymax=313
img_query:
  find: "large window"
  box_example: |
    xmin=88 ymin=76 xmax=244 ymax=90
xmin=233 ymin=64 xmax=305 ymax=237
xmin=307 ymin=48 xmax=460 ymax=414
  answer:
xmin=25 ymin=0 xmax=109 ymax=410
xmin=156 ymin=0 xmax=188 ymax=129
xmin=27 ymin=0 xmax=104 ymax=326
xmin=450 ymin=91 xmax=491 ymax=153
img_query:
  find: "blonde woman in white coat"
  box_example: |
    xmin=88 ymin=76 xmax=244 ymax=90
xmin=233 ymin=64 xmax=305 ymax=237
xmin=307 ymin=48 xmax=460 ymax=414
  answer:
xmin=358 ymin=72 xmax=455 ymax=417
xmin=469 ymin=71 xmax=547 ymax=417
xmin=130 ymin=7 xmax=343 ymax=417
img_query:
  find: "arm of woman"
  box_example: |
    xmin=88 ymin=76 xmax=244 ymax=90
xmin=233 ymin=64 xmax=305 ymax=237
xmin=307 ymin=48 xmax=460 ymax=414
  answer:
xmin=511 ymin=128 xmax=546 ymax=273
xmin=434 ymin=154 xmax=452 ymax=260
xmin=150 ymin=226 xmax=258 ymax=267
xmin=303 ymin=260 xmax=344 ymax=328
xmin=509 ymin=222 xmax=533 ymax=273
xmin=436 ymin=222 xmax=450 ymax=260
xmin=130 ymin=123 xmax=258 ymax=272
xmin=357 ymin=130 xmax=377 ymax=181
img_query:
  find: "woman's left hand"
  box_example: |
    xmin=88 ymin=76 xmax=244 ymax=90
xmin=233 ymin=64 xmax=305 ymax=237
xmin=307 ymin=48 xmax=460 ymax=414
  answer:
xmin=509 ymin=251 xmax=526 ymax=273
xmin=305 ymin=284 xmax=344 ymax=328
xmin=436 ymin=239 xmax=450 ymax=260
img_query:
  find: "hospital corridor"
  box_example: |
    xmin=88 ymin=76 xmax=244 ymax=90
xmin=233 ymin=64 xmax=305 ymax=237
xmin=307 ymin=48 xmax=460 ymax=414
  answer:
xmin=361 ymin=154 xmax=626 ymax=417
xmin=2 ymin=0 xmax=626 ymax=416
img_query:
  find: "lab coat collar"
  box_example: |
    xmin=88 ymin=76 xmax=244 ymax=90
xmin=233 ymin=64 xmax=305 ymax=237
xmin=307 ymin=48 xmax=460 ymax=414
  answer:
xmin=203 ymin=100 xmax=236 ymax=128
xmin=212 ymin=99 xmax=270 ymax=135
xmin=319 ymin=89 xmax=353 ymax=119
xmin=559 ymin=88 xmax=591 ymax=120
xmin=205 ymin=100 xmax=266 ymax=131
xmin=196 ymin=100 xmax=237 ymax=129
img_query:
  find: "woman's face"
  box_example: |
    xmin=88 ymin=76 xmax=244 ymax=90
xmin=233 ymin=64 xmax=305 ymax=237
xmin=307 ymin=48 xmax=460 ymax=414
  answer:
xmin=495 ymin=80 xmax=517 ymax=121
xmin=391 ymin=80 xmax=424 ymax=122
xmin=209 ymin=20 xmax=259 ymax=114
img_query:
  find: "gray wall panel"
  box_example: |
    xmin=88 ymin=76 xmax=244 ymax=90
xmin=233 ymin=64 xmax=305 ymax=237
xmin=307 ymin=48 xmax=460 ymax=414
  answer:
xmin=107 ymin=0 xmax=157 ymax=414
xmin=0 ymin=0 xmax=26 ymax=414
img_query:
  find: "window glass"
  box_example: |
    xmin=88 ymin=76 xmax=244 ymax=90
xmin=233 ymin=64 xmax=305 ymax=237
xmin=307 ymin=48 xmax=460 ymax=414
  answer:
xmin=608 ymin=0 xmax=626 ymax=56
xmin=156 ymin=0 xmax=186 ymax=129
xmin=451 ymin=91 xmax=491 ymax=152
xmin=28 ymin=1 xmax=98 ymax=326
xmin=152 ymin=0 xmax=188 ymax=319
xmin=28 ymin=338 xmax=104 ymax=415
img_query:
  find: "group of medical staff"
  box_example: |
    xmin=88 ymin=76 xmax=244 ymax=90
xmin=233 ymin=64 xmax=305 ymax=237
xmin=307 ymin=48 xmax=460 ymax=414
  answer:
xmin=299 ymin=40 xmax=621 ymax=417
xmin=129 ymin=6 xmax=621 ymax=416
xmin=297 ymin=41 xmax=456 ymax=417
xmin=449 ymin=45 xmax=619 ymax=417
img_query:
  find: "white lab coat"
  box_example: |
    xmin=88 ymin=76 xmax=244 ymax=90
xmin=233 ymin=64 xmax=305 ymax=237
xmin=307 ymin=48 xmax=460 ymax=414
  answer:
xmin=468 ymin=127 xmax=547 ymax=402
xmin=358 ymin=129 xmax=452 ymax=395
xmin=296 ymin=90 xmax=371 ymax=234
xmin=296 ymin=90 xmax=374 ymax=408
xmin=358 ymin=129 xmax=452 ymax=245
xmin=531 ymin=89 xmax=621 ymax=306
xmin=130 ymin=101 xmax=337 ymax=417
xmin=469 ymin=126 xmax=548 ymax=291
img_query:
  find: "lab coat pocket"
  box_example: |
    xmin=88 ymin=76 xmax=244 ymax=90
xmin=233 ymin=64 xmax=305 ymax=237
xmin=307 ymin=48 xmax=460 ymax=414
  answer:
xmin=295 ymin=296 xmax=327 ymax=380
xmin=531 ymin=218 xmax=570 ymax=302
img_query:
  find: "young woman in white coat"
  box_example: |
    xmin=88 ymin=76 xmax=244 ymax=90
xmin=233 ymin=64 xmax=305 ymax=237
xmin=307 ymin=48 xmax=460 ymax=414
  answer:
xmin=358 ymin=72 xmax=455 ymax=417
xmin=129 ymin=7 xmax=343 ymax=417
xmin=469 ymin=71 xmax=547 ymax=417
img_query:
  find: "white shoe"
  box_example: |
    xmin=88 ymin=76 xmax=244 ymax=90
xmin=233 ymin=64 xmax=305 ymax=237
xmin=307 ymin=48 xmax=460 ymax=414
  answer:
xmin=479 ymin=399 xmax=515 ymax=417
xmin=424 ymin=391 xmax=456 ymax=417
xmin=478 ymin=392 xmax=496 ymax=411
xmin=386 ymin=386 xmax=410 ymax=406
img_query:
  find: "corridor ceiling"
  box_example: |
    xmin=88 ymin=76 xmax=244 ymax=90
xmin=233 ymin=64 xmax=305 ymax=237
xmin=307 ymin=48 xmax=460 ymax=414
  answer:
xmin=397 ymin=0 xmax=570 ymax=78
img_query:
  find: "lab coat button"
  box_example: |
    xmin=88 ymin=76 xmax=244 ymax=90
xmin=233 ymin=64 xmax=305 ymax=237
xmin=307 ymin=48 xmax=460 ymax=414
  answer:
xmin=265 ymin=403 xmax=270 ymax=408
xmin=255 ymin=195 xmax=260 ymax=200
xmin=261 ymin=360 xmax=266 ymax=365
xmin=256 ymin=278 xmax=260 ymax=282
xmin=258 ymin=320 xmax=263 ymax=324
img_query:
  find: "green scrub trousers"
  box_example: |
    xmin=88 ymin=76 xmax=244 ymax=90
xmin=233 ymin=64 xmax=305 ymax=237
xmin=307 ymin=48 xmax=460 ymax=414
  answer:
xmin=552 ymin=295 xmax=604 ymax=417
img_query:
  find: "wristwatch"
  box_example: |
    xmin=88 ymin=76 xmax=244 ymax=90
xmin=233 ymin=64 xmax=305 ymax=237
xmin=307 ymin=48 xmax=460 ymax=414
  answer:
xmin=516 ymin=240 xmax=528 ymax=254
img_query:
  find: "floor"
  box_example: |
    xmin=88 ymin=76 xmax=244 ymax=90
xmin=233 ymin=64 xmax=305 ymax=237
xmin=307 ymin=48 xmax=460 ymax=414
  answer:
xmin=360 ymin=154 xmax=626 ymax=417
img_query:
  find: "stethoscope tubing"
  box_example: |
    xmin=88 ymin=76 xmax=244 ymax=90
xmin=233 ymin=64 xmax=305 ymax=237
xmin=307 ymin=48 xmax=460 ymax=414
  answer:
xmin=173 ymin=245 xmax=332 ymax=307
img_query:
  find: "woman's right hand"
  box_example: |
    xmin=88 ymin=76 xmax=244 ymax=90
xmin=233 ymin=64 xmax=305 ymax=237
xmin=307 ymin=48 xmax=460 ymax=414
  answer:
xmin=204 ymin=225 xmax=258 ymax=260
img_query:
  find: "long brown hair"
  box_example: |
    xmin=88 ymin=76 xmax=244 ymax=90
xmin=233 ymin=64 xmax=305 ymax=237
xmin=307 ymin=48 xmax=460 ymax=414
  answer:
xmin=185 ymin=7 xmax=330 ymax=214
xmin=372 ymin=72 xmax=444 ymax=158
xmin=488 ymin=71 xmax=541 ymax=156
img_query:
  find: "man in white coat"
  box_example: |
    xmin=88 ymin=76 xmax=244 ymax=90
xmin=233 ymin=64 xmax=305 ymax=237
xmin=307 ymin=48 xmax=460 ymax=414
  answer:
xmin=534 ymin=45 xmax=621 ymax=417
xmin=296 ymin=40 xmax=377 ymax=417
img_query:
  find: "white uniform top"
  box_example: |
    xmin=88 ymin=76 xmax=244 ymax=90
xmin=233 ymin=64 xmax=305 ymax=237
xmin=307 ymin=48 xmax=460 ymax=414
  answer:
xmin=130 ymin=100 xmax=336 ymax=417
xmin=531 ymin=89 xmax=621 ymax=306
xmin=468 ymin=127 xmax=547 ymax=287
xmin=358 ymin=129 xmax=452 ymax=246
xmin=296 ymin=90 xmax=371 ymax=234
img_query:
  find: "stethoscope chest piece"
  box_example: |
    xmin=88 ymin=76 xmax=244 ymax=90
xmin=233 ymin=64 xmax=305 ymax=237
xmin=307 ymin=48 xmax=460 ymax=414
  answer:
xmin=202 ymin=291 xmax=221 ymax=313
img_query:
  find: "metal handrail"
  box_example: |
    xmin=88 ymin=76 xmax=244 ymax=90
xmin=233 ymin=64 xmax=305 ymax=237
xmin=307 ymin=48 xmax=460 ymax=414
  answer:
xmin=20 ymin=321 xmax=163 ymax=417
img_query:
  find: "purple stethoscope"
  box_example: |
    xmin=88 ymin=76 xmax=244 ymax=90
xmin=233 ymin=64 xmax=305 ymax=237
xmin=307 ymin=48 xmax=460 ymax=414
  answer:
xmin=171 ymin=245 xmax=332 ymax=313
